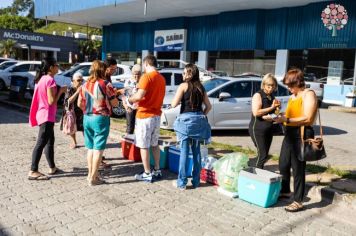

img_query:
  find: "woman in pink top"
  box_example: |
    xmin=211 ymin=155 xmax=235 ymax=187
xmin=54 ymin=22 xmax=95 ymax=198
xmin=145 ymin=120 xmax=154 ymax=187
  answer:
xmin=28 ymin=57 xmax=67 ymax=180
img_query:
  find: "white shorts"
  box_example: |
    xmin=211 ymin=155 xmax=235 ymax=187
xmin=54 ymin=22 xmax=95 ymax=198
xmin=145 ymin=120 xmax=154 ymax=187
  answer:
xmin=135 ymin=116 xmax=161 ymax=149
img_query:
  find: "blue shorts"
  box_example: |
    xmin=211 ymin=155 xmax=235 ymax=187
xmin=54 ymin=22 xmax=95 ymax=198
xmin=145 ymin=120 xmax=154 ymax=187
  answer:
xmin=83 ymin=115 xmax=110 ymax=150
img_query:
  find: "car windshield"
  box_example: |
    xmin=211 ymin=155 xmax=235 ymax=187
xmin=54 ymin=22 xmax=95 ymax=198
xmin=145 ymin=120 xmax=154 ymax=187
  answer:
xmin=62 ymin=64 xmax=83 ymax=76
xmin=202 ymin=78 xmax=229 ymax=92
xmin=0 ymin=61 xmax=17 ymax=70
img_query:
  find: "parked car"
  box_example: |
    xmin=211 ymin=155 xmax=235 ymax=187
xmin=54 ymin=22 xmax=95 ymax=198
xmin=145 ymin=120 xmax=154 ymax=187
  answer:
xmin=0 ymin=61 xmax=41 ymax=91
xmin=211 ymin=71 xmax=228 ymax=77
xmin=161 ymin=76 xmax=291 ymax=130
xmin=303 ymin=73 xmax=324 ymax=100
xmin=54 ymin=62 xmax=131 ymax=87
xmin=0 ymin=60 xmax=17 ymax=72
xmin=158 ymin=68 xmax=184 ymax=93
xmin=0 ymin=57 xmax=15 ymax=64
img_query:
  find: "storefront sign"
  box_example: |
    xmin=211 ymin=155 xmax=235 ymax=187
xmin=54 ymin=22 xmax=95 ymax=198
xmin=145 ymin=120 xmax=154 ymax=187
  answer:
xmin=154 ymin=29 xmax=186 ymax=51
xmin=327 ymin=61 xmax=343 ymax=85
xmin=3 ymin=31 xmax=44 ymax=42
xmin=321 ymin=3 xmax=348 ymax=37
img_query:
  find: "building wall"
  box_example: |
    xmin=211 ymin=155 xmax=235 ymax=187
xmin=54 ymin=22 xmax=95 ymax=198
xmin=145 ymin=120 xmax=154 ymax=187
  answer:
xmin=102 ymin=0 xmax=356 ymax=52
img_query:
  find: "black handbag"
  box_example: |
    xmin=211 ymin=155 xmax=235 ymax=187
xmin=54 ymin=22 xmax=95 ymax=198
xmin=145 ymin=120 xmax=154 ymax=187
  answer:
xmin=299 ymin=110 xmax=326 ymax=162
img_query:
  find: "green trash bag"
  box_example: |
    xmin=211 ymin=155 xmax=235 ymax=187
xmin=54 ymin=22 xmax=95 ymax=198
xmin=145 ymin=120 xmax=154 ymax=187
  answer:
xmin=213 ymin=152 xmax=249 ymax=193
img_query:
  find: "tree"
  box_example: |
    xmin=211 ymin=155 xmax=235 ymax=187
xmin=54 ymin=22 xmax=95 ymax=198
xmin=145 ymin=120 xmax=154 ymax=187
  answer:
xmin=77 ymin=40 xmax=102 ymax=61
xmin=0 ymin=14 xmax=34 ymax=31
xmin=0 ymin=39 xmax=17 ymax=58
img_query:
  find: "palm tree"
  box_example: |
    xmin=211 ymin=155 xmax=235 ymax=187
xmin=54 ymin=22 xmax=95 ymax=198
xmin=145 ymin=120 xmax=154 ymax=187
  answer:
xmin=0 ymin=39 xmax=17 ymax=58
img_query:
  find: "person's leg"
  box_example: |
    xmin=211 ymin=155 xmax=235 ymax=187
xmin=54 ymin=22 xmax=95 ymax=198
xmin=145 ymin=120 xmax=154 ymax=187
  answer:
xmin=44 ymin=122 xmax=56 ymax=172
xmin=151 ymin=145 xmax=160 ymax=171
xmin=191 ymin=139 xmax=201 ymax=188
xmin=30 ymin=122 xmax=50 ymax=175
xmin=291 ymin=136 xmax=306 ymax=203
xmin=140 ymin=148 xmax=151 ymax=173
xmin=91 ymin=149 xmax=104 ymax=181
xmin=279 ymin=136 xmax=292 ymax=194
xmin=177 ymin=138 xmax=189 ymax=188
xmin=151 ymin=116 xmax=161 ymax=172
xmin=86 ymin=149 xmax=93 ymax=180
xmin=69 ymin=133 xmax=77 ymax=148
xmin=254 ymin=132 xmax=269 ymax=169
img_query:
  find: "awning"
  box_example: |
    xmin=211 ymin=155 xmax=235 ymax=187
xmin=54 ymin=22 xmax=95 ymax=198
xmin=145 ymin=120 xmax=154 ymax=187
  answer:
xmin=30 ymin=45 xmax=61 ymax=52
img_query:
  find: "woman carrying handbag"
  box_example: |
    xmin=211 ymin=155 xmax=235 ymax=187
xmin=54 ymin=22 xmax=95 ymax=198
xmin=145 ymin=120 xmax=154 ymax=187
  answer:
xmin=274 ymin=68 xmax=318 ymax=212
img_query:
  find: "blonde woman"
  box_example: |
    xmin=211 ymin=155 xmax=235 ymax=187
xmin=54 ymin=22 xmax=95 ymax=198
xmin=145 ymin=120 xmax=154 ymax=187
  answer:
xmin=77 ymin=60 xmax=118 ymax=186
xmin=248 ymin=73 xmax=280 ymax=169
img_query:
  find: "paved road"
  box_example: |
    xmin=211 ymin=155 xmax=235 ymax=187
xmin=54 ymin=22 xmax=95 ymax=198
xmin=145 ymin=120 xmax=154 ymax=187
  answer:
xmin=211 ymin=108 xmax=356 ymax=170
xmin=1 ymin=104 xmax=356 ymax=235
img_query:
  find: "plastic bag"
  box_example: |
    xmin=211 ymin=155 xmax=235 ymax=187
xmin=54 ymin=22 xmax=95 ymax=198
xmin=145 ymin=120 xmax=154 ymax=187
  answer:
xmin=213 ymin=152 xmax=249 ymax=193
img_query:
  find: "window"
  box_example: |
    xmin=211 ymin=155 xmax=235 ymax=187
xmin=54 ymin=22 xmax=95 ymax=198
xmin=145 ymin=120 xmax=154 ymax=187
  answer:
xmin=117 ymin=67 xmax=124 ymax=75
xmin=174 ymin=73 xmax=183 ymax=85
xmin=253 ymin=81 xmax=262 ymax=94
xmin=221 ymin=81 xmax=252 ymax=98
xmin=76 ymin=65 xmax=90 ymax=77
xmin=31 ymin=64 xmax=41 ymax=72
xmin=275 ymin=85 xmax=290 ymax=97
xmin=161 ymin=73 xmax=172 ymax=85
xmin=12 ymin=64 xmax=31 ymax=72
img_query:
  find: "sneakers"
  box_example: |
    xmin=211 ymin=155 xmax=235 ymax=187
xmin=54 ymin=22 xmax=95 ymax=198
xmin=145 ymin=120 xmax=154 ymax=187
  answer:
xmin=134 ymin=172 xmax=153 ymax=183
xmin=152 ymin=169 xmax=162 ymax=180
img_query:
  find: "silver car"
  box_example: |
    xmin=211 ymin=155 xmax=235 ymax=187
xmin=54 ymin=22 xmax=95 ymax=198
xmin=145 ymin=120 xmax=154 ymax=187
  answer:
xmin=160 ymin=76 xmax=290 ymax=130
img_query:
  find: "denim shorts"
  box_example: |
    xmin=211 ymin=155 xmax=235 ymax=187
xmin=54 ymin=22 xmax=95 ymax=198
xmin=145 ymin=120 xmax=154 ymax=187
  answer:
xmin=83 ymin=115 xmax=110 ymax=150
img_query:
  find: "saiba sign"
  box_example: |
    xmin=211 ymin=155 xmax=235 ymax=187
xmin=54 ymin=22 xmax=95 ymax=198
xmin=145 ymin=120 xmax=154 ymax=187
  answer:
xmin=154 ymin=29 xmax=186 ymax=51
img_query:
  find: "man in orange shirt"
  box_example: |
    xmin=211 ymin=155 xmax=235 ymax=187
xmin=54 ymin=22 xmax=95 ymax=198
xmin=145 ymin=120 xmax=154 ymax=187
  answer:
xmin=127 ymin=55 xmax=166 ymax=182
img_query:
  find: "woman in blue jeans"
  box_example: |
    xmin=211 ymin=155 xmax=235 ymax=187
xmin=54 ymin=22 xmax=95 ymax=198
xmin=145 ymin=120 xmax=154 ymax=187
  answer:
xmin=171 ymin=64 xmax=212 ymax=190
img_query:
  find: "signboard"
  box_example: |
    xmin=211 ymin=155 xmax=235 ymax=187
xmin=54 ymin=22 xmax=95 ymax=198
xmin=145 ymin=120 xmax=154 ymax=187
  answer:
xmin=3 ymin=31 xmax=44 ymax=42
xmin=327 ymin=61 xmax=343 ymax=85
xmin=154 ymin=29 xmax=186 ymax=52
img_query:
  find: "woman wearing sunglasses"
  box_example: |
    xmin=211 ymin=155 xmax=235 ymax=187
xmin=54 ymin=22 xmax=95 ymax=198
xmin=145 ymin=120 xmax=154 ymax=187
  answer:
xmin=61 ymin=72 xmax=84 ymax=149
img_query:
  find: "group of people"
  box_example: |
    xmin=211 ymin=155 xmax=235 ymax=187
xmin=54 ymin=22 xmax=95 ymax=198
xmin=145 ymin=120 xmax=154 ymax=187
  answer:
xmin=248 ymin=70 xmax=318 ymax=212
xmin=27 ymin=54 xmax=317 ymax=212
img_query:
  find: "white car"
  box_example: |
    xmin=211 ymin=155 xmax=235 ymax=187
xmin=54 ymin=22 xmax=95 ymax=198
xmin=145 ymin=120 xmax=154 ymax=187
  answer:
xmin=0 ymin=60 xmax=18 ymax=72
xmin=161 ymin=76 xmax=290 ymax=130
xmin=304 ymin=73 xmax=324 ymax=100
xmin=0 ymin=61 xmax=41 ymax=91
xmin=158 ymin=68 xmax=184 ymax=93
xmin=54 ymin=62 xmax=132 ymax=87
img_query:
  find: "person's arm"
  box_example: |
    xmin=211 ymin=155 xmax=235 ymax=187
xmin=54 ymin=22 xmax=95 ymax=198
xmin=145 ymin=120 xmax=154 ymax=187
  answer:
xmin=68 ymin=88 xmax=81 ymax=105
xmin=276 ymin=90 xmax=317 ymax=125
xmin=171 ymin=83 xmax=186 ymax=108
xmin=251 ymin=93 xmax=278 ymax=117
xmin=47 ymin=86 xmax=67 ymax=105
xmin=128 ymin=89 xmax=146 ymax=104
xmin=203 ymin=92 xmax=212 ymax=115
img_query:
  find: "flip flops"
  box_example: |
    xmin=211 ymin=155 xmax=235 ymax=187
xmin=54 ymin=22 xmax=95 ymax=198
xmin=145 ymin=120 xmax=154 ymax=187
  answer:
xmin=285 ymin=201 xmax=304 ymax=212
xmin=28 ymin=173 xmax=50 ymax=180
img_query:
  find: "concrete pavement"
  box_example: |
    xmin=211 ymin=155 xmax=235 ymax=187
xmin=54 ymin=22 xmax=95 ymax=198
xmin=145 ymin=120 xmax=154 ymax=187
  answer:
xmin=1 ymin=104 xmax=356 ymax=235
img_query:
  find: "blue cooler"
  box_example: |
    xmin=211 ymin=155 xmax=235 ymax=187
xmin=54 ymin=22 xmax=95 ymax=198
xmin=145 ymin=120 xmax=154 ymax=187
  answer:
xmin=149 ymin=141 xmax=174 ymax=169
xmin=238 ymin=167 xmax=282 ymax=208
xmin=168 ymin=146 xmax=193 ymax=177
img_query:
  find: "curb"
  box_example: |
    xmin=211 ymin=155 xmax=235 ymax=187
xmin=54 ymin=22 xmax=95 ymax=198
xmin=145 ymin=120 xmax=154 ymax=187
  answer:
xmin=328 ymin=105 xmax=356 ymax=113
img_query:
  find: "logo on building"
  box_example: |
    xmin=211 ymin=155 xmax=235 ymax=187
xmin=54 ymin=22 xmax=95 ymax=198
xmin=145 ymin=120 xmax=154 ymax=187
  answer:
xmin=321 ymin=3 xmax=348 ymax=37
xmin=154 ymin=36 xmax=165 ymax=46
xmin=3 ymin=31 xmax=44 ymax=42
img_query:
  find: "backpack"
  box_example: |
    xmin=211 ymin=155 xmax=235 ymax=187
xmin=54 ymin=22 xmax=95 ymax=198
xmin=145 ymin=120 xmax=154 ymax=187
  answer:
xmin=62 ymin=109 xmax=77 ymax=135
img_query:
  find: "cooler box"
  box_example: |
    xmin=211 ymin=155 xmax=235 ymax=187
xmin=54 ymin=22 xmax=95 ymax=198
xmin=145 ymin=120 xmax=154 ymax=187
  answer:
xmin=238 ymin=167 xmax=282 ymax=208
xmin=200 ymin=168 xmax=218 ymax=186
xmin=149 ymin=141 xmax=174 ymax=169
xmin=168 ymin=146 xmax=193 ymax=177
xmin=121 ymin=135 xmax=141 ymax=162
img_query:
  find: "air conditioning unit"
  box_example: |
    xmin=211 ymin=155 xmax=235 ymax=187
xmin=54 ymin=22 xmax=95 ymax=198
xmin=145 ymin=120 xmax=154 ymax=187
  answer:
xmin=91 ymin=35 xmax=103 ymax=41
xmin=74 ymin=32 xmax=87 ymax=39
xmin=62 ymin=31 xmax=74 ymax=37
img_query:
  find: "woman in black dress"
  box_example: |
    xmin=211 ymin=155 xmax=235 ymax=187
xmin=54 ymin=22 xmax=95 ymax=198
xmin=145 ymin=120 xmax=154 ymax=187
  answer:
xmin=63 ymin=72 xmax=84 ymax=149
xmin=248 ymin=73 xmax=280 ymax=169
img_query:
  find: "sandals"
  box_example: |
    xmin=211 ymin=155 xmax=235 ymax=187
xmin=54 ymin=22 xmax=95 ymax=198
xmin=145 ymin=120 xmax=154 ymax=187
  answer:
xmin=48 ymin=167 xmax=61 ymax=175
xmin=285 ymin=201 xmax=304 ymax=212
xmin=89 ymin=178 xmax=106 ymax=186
xmin=28 ymin=172 xmax=50 ymax=180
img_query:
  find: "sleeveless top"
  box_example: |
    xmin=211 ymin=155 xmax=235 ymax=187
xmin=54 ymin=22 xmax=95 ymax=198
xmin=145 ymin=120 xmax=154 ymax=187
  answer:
xmin=249 ymin=90 xmax=275 ymax=130
xmin=285 ymin=90 xmax=315 ymax=127
xmin=180 ymin=85 xmax=205 ymax=114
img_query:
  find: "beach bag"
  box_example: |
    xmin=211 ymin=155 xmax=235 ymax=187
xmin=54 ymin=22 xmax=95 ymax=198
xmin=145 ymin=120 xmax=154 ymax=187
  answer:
xmin=62 ymin=109 xmax=77 ymax=135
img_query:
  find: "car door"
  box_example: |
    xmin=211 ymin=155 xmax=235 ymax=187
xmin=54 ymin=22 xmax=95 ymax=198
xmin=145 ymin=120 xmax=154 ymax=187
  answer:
xmin=11 ymin=64 xmax=32 ymax=88
xmin=209 ymin=80 xmax=253 ymax=129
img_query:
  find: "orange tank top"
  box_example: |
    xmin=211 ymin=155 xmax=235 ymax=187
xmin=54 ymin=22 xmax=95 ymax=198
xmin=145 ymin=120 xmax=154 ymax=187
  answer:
xmin=285 ymin=96 xmax=303 ymax=127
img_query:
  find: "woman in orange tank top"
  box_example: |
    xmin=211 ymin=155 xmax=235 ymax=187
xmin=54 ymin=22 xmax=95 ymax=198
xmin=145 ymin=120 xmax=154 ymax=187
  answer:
xmin=274 ymin=68 xmax=317 ymax=212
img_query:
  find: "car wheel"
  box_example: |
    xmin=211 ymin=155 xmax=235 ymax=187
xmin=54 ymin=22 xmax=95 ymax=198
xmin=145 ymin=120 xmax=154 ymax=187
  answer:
xmin=112 ymin=99 xmax=126 ymax=117
xmin=0 ymin=79 xmax=6 ymax=91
